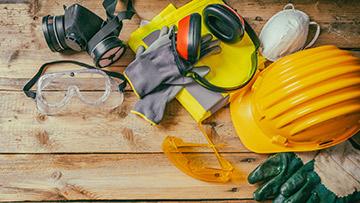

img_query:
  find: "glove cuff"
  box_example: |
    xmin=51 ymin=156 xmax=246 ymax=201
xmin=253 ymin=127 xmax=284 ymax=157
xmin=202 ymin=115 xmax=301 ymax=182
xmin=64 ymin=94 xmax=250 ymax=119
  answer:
xmin=131 ymin=110 xmax=158 ymax=126
xmin=124 ymin=71 xmax=142 ymax=99
xmin=313 ymin=141 xmax=360 ymax=197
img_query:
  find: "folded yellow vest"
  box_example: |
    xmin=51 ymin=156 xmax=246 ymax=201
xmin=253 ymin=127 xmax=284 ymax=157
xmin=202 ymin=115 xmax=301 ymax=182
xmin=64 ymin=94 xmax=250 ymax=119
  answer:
xmin=128 ymin=0 xmax=264 ymax=122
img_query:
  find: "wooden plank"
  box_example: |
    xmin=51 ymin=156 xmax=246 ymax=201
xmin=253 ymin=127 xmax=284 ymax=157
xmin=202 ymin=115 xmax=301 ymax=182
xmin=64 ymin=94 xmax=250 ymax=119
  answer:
xmin=0 ymin=0 xmax=359 ymax=78
xmin=0 ymin=91 xmax=246 ymax=153
xmin=0 ymin=48 xmax=358 ymax=91
xmin=1 ymin=1 xmax=356 ymax=202
xmin=0 ymin=153 xmax=266 ymax=201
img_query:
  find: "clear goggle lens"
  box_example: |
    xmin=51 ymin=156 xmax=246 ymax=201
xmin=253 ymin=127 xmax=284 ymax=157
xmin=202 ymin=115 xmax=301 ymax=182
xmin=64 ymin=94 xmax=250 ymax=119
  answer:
xmin=36 ymin=69 xmax=124 ymax=115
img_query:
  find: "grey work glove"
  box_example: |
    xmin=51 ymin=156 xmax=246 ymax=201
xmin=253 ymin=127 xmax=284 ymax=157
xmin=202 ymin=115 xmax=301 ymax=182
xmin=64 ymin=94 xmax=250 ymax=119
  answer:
xmin=131 ymin=66 xmax=209 ymax=125
xmin=126 ymin=25 xmax=220 ymax=124
xmin=124 ymin=25 xmax=220 ymax=98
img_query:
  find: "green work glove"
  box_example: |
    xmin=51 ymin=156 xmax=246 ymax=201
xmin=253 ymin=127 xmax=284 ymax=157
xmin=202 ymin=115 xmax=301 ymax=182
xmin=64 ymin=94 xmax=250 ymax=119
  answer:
xmin=274 ymin=161 xmax=360 ymax=203
xmin=274 ymin=160 xmax=321 ymax=203
xmin=248 ymin=153 xmax=303 ymax=201
xmin=248 ymin=141 xmax=360 ymax=203
xmin=274 ymin=142 xmax=360 ymax=203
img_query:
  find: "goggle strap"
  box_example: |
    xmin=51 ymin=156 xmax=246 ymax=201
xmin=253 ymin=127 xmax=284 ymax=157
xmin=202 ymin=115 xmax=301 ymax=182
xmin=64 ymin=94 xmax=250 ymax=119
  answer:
xmin=103 ymin=70 xmax=127 ymax=92
xmin=23 ymin=60 xmax=127 ymax=99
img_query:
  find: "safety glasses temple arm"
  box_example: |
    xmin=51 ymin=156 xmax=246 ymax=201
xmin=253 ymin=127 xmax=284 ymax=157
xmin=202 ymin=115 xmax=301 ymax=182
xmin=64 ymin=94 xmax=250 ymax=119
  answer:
xmin=198 ymin=123 xmax=234 ymax=171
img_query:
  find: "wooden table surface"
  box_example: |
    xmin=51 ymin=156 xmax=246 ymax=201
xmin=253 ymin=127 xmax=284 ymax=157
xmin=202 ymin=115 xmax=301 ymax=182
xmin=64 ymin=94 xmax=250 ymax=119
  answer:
xmin=0 ymin=0 xmax=359 ymax=202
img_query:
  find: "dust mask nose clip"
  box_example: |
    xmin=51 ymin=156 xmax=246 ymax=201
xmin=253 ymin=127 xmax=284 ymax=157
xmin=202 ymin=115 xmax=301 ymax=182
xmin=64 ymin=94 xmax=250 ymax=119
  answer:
xmin=259 ymin=3 xmax=320 ymax=62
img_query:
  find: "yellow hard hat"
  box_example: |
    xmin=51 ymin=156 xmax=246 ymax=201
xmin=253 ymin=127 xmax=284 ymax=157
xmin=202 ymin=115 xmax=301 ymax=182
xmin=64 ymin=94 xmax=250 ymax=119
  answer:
xmin=230 ymin=45 xmax=360 ymax=153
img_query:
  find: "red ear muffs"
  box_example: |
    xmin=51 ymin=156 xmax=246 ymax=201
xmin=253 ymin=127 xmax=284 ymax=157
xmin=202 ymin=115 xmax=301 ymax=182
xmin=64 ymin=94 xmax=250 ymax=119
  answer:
xmin=173 ymin=4 xmax=260 ymax=93
xmin=203 ymin=4 xmax=245 ymax=43
xmin=176 ymin=13 xmax=202 ymax=64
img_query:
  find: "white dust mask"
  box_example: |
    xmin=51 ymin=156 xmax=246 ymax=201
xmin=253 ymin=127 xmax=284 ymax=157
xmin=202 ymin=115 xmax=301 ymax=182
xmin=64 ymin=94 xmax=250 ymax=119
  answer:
xmin=259 ymin=4 xmax=320 ymax=61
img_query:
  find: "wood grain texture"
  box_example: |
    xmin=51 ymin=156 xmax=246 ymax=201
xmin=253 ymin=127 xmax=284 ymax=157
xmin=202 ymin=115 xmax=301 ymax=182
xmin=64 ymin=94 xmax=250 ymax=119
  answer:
xmin=0 ymin=0 xmax=359 ymax=202
xmin=0 ymin=0 xmax=359 ymax=78
xmin=0 ymin=49 xmax=359 ymax=91
xmin=0 ymin=153 xmax=266 ymax=201
xmin=0 ymin=91 xmax=246 ymax=153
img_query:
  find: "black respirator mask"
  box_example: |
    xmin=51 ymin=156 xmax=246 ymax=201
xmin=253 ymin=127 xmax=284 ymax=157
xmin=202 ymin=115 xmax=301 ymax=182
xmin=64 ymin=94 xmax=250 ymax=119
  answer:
xmin=42 ymin=0 xmax=135 ymax=68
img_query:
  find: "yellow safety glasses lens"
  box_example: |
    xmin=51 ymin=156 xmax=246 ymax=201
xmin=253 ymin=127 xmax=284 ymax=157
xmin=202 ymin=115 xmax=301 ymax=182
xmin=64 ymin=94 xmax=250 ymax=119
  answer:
xmin=162 ymin=125 xmax=234 ymax=182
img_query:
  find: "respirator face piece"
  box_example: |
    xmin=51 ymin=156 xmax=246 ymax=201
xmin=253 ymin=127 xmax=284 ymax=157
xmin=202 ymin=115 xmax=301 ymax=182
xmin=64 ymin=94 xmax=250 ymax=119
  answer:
xmin=259 ymin=3 xmax=320 ymax=61
xmin=90 ymin=36 xmax=126 ymax=68
xmin=42 ymin=2 xmax=134 ymax=68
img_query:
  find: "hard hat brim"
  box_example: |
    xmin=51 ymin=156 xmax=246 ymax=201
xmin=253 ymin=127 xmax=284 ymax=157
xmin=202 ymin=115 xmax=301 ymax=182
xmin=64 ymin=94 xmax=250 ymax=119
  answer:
xmin=230 ymin=89 xmax=321 ymax=153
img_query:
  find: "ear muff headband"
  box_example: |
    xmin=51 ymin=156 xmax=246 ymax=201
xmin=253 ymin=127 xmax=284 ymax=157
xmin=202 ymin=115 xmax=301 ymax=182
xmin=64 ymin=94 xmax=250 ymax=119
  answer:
xmin=203 ymin=4 xmax=245 ymax=43
xmin=176 ymin=13 xmax=201 ymax=64
xmin=190 ymin=18 xmax=260 ymax=92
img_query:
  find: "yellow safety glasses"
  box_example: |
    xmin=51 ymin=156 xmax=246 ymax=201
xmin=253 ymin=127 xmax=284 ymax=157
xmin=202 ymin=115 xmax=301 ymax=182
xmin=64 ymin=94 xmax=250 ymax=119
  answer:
xmin=162 ymin=124 xmax=234 ymax=182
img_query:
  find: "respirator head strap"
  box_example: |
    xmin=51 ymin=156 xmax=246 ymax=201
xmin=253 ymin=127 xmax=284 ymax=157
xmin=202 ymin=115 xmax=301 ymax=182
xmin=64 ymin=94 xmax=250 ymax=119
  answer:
xmin=103 ymin=0 xmax=135 ymax=21
xmin=88 ymin=0 xmax=135 ymax=51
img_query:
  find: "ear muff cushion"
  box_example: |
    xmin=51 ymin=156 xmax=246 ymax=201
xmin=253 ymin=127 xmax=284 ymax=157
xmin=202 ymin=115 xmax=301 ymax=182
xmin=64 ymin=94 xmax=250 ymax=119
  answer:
xmin=177 ymin=13 xmax=201 ymax=64
xmin=177 ymin=16 xmax=191 ymax=61
xmin=203 ymin=4 xmax=245 ymax=43
xmin=187 ymin=13 xmax=201 ymax=64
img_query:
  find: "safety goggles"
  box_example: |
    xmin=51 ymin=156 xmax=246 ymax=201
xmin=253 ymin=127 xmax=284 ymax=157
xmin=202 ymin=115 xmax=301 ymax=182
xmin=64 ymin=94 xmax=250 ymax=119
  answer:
xmin=23 ymin=60 xmax=127 ymax=115
xmin=162 ymin=124 xmax=234 ymax=182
